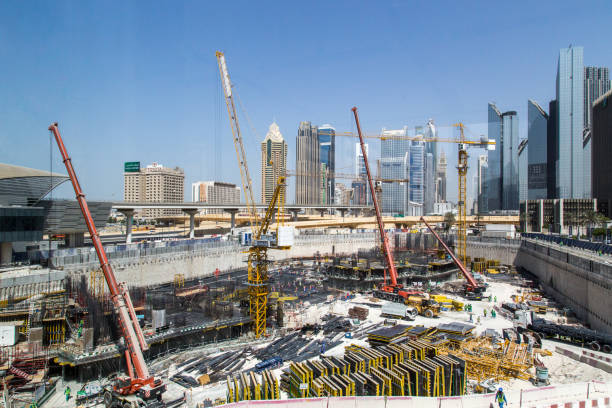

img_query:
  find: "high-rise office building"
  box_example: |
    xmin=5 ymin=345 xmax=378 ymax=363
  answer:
xmin=476 ymin=155 xmax=488 ymax=214
xmin=409 ymin=141 xmax=425 ymax=206
xmin=355 ymin=143 xmax=368 ymax=177
xmin=295 ymin=122 xmax=320 ymax=205
xmin=381 ymin=128 xmax=410 ymax=215
xmin=518 ymin=139 xmax=528 ymax=202
xmin=424 ymin=153 xmax=434 ymax=214
xmin=437 ymin=151 xmax=447 ymax=202
xmin=584 ymin=67 xmax=611 ymax=130
xmin=124 ymin=162 xmax=184 ymax=217
xmin=527 ymin=100 xmax=549 ymax=200
xmin=318 ymin=125 xmax=336 ymax=205
xmin=556 ymin=46 xmax=584 ymax=199
xmin=591 ymin=89 xmax=612 ymax=211
xmin=424 ymin=119 xmax=440 ymax=201
xmin=191 ymin=181 xmax=240 ymax=214
xmin=547 ymin=100 xmax=558 ymax=198
xmin=487 ymin=103 xmax=519 ymax=211
xmin=261 ymin=122 xmax=288 ymax=205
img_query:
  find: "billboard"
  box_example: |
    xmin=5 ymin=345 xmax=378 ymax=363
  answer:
xmin=124 ymin=162 xmax=140 ymax=172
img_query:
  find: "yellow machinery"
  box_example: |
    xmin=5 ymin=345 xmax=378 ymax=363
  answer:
xmin=216 ymin=51 xmax=291 ymax=338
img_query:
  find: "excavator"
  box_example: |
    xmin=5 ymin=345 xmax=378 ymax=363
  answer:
xmin=420 ymin=216 xmax=486 ymax=300
xmin=49 ymin=124 xmax=166 ymax=408
xmin=351 ymin=108 xmax=439 ymax=317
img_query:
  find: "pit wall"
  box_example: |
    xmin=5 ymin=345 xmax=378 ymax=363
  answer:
xmin=516 ymin=239 xmax=612 ymax=334
xmin=49 ymin=232 xmax=376 ymax=286
xmin=467 ymin=239 xmax=520 ymax=265
xmin=206 ymin=382 xmax=611 ymax=408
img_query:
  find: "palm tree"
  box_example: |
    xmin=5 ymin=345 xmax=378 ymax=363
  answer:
xmin=443 ymin=212 xmax=455 ymax=232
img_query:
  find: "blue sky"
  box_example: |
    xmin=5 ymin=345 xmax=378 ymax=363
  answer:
xmin=1 ymin=1 xmax=611 ymax=203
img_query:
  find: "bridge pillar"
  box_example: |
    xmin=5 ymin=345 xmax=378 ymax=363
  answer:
xmin=287 ymin=208 xmax=300 ymax=221
xmin=118 ymin=209 xmax=134 ymax=244
xmin=182 ymin=209 xmax=199 ymax=239
xmin=224 ymin=208 xmax=239 ymax=229
xmin=317 ymin=209 xmax=327 ymax=218
xmin=338 ymin=208 xmax=348 ymax=219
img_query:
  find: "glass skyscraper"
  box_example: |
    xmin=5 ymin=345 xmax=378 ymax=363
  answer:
xmin=409 ymin=142 xmax=425 ymax=205
xmin=518 ymin=139 xmax=528 ymax=202
xmin=318 ymin=125 xmax=335 ymax=205
xmin=556 ymin=46 xmax=584 ymax=198
xmin=487 ymin=103 xmax=519 ymax=211
xmin=381 ymin=127 xmax=410 ymax=215
xmin=527 ymin=100 xmax=548 ymax=200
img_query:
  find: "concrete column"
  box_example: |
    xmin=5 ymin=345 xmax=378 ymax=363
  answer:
xmin=317 ymin=209 xmax=326 ymax=218
xmin=224 ymin=209 xmax=239 ymax=229
xmin=118 ymin=209 xmax=135 ymax=244
xmin=338 ymin=208 xmax=348 ymax=219
xmin=0 ymin=242 xmax=12 ymax=266
xmin=288 ymin=209 xmax=300 ymax=221
xmin=182 ymin=209 xmax=199 ymax=239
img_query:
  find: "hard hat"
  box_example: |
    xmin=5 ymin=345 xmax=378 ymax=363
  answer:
xmin=498 ymin=387 xmax=503 ymax=392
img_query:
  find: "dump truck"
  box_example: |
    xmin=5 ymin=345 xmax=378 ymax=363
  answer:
xmin=381 ymin=302 xmax=418 ymax=320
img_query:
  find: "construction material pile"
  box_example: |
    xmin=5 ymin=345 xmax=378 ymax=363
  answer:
xmin=348 ymin=306 xmax=369 ymax=320
xmin=281 ymin=342 xmax=466 ymax=398
xmin=226 ymin=370 xmax=280 ymax=402
xmin=171 ymin=350 xmax=248 ymax=388
xmin=443 ymin=336 xmax=534 ymax=382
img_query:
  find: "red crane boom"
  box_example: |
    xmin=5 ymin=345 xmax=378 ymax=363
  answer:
xmin=48 ymin=123 xmax=164 ymax=402
xmin=351 ymin=107 xmax=398 ymax=286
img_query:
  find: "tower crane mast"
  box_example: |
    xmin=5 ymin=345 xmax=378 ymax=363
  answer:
xmin=48 ymin=124 xmax=165 ymax=407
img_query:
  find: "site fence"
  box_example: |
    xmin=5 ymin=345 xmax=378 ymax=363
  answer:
xmin=207 ymin=382 xmax=612 ymax=408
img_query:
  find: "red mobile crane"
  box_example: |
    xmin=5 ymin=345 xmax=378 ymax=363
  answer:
xmin=351 ymin=108 xmax=424 ymax=302
xmin=49 ymin=124 xmax=165 ymax=407
xmin=419 ymin=216 xmax=486 ymax=300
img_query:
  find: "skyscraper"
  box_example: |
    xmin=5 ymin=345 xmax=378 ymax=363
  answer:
xmin=424 ymin=153 xmax=434 ymax=214
xmin=318 ymin=125 xmax=335 ymax=205
xmin=583 ymin=67 xmax=610 ymax=198
xmin=584 ymin=67 xmax=611 ymax=130
xmin=381 ymin=127 xmax=410 ymax=215
xmin=591 ymin=89 xmax=612 ymax=207
xmin=487 ymin=103 xmax=519 ymax=210
xmin=556 ymin=46 xmax=584 ymax=198
xmin=437 ymin=151 xmax=447 ymax=202
xmin=518 ymin=139 xmax=528 ymax=202
xmin=261 ymin=122 xmax=288 ymax=205
xmin=295 ymin=122 xmax=320 ymax=205
xmin=527 ymin=100 xmax=549 ymax=200
xmin=424 ymin=119 xmax=440 ymax=201
xmin=476 ymin=155 xmax=488 ymax=214
xmin=547 ymin=100 xmax=558 ymax=198
xmin=409 ymin=141 xmax=425 ymax=205
xmin=355 ymin=143 xmax=368 ymax=177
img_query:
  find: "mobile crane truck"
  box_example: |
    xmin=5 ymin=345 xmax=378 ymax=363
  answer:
xmin=49 ymin=123 xmax=166 ymax=407
xmin=352 ymin=108 xmax=439 ymax=318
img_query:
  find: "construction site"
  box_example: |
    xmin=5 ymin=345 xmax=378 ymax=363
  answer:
xmin=2 ymin=53 xmax=612 ymax=408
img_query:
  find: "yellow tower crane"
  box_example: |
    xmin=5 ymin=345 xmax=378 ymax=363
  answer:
xmin=216 ymin=51 xmax=291 ymax=338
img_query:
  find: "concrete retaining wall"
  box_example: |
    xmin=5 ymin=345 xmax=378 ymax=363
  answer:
xmin=56 ymin=233 xmax=377 ymax=287
xmin=516 ymin=239 xmax=612 ymax=334
xmin=467 ymin=240 xmax=520 ymax=265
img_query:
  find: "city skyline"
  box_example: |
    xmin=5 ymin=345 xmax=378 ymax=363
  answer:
xmin=1 ymin=2 xmax=611 ymax=205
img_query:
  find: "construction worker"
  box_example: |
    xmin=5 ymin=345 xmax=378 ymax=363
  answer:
xmin=65 ymin=386 xmax=71 ymax=401
xmin=491 ymin=309 xmax=496 ymax=318
xmin=495 ymin=387 xmax=507 ymax=408
xmin=483 ymin=309 xmax=487 ymax=318
xmin=494 ymin=296 xmax=497 ymax=303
